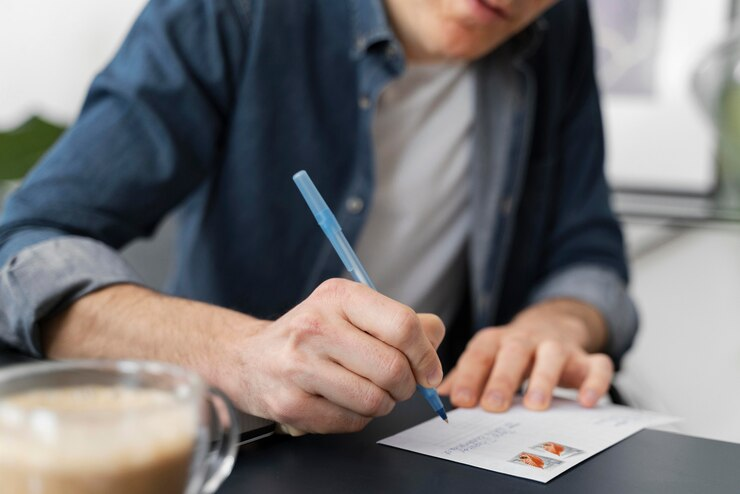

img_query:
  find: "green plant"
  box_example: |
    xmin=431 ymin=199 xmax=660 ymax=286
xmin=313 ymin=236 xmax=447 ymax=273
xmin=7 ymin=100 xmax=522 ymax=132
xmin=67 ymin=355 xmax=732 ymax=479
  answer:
xmin=0 ymin=116 xmax=66 ymax=180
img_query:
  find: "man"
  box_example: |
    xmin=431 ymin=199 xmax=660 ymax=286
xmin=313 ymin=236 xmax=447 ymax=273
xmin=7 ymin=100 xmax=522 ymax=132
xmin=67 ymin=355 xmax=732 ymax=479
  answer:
xmin=0 ymin=0 xmax=636 ymax=434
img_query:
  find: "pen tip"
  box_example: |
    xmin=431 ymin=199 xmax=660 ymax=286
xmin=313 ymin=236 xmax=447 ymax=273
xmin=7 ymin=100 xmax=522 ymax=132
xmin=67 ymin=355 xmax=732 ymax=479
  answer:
xmin=444 ymin=419 xmax=449 ymax=424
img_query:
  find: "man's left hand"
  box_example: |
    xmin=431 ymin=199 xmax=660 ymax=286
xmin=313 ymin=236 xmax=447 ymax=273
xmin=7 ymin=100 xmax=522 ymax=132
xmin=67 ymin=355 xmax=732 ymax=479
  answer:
xmin=437 ymin=299 xmax=613 ymax=412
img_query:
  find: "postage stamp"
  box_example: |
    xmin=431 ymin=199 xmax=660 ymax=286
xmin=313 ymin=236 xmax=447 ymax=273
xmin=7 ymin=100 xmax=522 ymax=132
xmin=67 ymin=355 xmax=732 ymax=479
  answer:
xmin=509 ymin=452 xmax=564 ymax=469
xmin=532 ymin=441 xmax=585 ymax=459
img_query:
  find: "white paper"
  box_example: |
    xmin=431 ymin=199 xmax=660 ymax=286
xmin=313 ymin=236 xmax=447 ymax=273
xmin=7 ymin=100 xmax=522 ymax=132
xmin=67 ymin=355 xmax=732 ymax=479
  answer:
xmin=378 ymin=398 xmax=678 ymax=483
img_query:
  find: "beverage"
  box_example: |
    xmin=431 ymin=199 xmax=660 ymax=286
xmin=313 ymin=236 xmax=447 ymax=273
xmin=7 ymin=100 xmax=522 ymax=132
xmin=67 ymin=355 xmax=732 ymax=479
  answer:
xmin=0 ymin=361 xmax=238 ymax=494
xmin=0 ymin=386 xmax=195 ymax=494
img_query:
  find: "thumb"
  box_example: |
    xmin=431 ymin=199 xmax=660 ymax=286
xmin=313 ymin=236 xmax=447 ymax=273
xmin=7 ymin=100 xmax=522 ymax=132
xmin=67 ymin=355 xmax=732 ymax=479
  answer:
xmin=418 ymin=313 xmax=445 ymax=350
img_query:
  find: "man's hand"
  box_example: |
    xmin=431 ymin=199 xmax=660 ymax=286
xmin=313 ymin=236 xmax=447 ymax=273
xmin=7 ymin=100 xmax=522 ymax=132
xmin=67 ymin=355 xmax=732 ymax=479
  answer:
xmin=228 ymin=278 xmax=445 ymax=434
xmin=437 ymin=299 xmax=613 ymax=412
xmin=43 ymin=278 xmax=445 ymax=435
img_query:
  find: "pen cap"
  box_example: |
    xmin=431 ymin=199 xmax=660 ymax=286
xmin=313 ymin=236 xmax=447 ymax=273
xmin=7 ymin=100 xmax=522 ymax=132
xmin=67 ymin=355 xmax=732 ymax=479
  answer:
xmin=293 ymin=171 xmax=331 ymax=223
xmin=293 ymin=170 xmax=376 ymax=289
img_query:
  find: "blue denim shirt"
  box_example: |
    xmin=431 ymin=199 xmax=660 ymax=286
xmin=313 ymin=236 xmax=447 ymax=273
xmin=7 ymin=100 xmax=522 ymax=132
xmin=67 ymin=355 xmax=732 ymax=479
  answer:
xmin=0 ymin=0 xmax=637 ymax=365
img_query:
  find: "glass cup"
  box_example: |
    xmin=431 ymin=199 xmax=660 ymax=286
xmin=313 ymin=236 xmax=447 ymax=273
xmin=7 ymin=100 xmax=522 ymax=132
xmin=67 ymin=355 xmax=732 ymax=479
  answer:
xmin=0 ymin=360 xmax=239 ymax=494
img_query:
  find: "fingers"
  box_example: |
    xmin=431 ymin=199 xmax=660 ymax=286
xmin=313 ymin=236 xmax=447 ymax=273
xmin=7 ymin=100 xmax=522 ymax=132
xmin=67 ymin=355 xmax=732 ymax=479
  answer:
xmin=418 ymin=313 xmax=446 ymax=350
xmin=481 ymin=337 xmax=533 ymax=412
xmin=437 ymin=367 xmax=458 ymax=396
xmin=296 ymin=359 xmax=396 ymax=418
xmin=441 ymin=324 xmax=614 ymax=416
xmin=449 ymin=331 xmax=499 ymax=408
xmin=316 ymin=279 xmax=443 ymax=388
xmin=523 ymin=341 xmax=570 ymax=410
xmin=269 ymin=390 xmax=373 ymax=434
xmin=575 ymin=354 xmax=614 ymax=407
xmin=252 ymin=280 xmax=447 ymax=434
xmin=322 ymin=318 xmax=417 ymax=401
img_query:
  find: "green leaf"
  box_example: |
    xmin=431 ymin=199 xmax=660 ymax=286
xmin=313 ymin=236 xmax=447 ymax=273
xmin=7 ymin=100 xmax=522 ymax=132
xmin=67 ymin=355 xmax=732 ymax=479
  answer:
xmin=0 ymin=116 xmax=66 ymax=180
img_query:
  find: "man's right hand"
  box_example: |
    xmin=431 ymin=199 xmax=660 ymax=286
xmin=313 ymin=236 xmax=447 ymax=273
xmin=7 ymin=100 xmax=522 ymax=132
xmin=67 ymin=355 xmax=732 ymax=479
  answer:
xmin=42 ymin=279 xmax=445 ymax=434
xmin=229 ymin=278 xmax=445 ymax=434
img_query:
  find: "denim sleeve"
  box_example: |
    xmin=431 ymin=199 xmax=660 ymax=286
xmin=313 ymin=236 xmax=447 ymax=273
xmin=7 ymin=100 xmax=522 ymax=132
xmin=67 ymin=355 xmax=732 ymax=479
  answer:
xmin=532 ymin=2 xmax=637 ymax=366
xmin=0 ymin=0 xmax=249 ymax=355
xmin=0 ymin=235 xmax=143 ymax=357
xmin=527 ymin=264 xmax=638 ymax=366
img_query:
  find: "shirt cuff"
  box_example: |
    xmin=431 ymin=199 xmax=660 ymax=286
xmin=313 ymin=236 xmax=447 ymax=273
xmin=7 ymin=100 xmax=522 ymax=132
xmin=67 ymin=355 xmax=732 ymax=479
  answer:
xmin=527 ymin=264 xmax=639 ymax=367
xmin=0 ymin=236 xmax=143 ymax=357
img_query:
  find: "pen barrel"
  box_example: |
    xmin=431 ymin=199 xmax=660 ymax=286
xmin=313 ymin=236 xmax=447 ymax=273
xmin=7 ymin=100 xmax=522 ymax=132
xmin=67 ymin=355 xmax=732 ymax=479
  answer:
xmin=294 ymin=170 xmax=446 ymax=422
xmin=329 ymin=229 xmax=376 ymax=289
xmin=416 ymin=384 xmax=444 ymax=413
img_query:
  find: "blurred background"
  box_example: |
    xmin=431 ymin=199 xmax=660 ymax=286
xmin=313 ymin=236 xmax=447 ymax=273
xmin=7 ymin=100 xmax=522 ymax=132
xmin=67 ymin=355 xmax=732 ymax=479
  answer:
xmin=1 ymin=0 xmax=739 ymax=443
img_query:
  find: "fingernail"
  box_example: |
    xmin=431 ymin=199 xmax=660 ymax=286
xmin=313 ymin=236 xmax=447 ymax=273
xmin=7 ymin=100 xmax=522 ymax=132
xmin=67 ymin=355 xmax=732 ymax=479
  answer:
xmin=427 ymin=367 xmax=443 ymax=387
xmin=453 ymin=388 xmax=473 ymax=405
xmin=526 ymin=390 xmax=547 ymax=408
xmin=484 ymin=390 xmax=505 ymax=410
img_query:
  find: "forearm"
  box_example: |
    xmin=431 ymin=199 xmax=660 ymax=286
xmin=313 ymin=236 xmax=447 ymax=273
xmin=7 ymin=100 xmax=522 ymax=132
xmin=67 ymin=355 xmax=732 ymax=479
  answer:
xmin=41 ymin=283 xmax=265 ymax=389
xmin=43 ymin=279 xmax=446 ymax=434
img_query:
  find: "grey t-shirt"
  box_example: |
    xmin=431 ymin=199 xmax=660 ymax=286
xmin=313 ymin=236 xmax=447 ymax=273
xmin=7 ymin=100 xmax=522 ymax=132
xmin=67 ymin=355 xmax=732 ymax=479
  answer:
xmin=355 ymin=63 xmax=474 ymax=326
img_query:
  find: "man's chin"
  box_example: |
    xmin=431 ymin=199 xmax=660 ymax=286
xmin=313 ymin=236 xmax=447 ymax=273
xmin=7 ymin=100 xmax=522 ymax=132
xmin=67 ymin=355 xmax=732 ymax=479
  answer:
xmin=429 ymin=33 xmax=505 ymax=62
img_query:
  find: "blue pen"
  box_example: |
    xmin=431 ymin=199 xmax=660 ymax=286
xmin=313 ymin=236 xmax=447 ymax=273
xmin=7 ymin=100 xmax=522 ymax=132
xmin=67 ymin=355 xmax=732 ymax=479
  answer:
xmin=293 ymin=170 xmax=448 ymax=423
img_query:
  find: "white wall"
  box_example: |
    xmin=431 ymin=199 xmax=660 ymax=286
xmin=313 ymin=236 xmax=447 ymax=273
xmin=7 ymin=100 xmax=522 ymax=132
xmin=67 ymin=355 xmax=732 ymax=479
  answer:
xmin=0 ymin=0 xmax=147 ymax=128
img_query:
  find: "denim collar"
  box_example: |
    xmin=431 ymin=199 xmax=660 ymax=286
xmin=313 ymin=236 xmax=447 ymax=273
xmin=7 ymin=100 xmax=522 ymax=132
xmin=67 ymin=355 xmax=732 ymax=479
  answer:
xmin=509 ymin=17 xmax=548 ymax=61
xmin=349 ymin=0 xmax=397 ymax=59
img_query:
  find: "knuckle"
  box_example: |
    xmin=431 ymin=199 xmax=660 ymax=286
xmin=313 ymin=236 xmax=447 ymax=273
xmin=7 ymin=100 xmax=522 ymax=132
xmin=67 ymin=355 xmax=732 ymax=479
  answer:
xmin=470 ymin=328 xmax=497 ymax=346
xmin=400 ymin=380 xmax=416 ymax=401
xmin=314 ymin=277 xmax=349 ymax=301
xmin=384 ymin=351 xmax=411 ymax=382
xmin=287 ymin=312 xmax=326 ymax=348
xmin=377 ymin=352 xmax=415 ymax=401
xmin=503 ymin=336 xmax=529 ymax=352
xmin=461 ymin=346 xmax=495 ymax=367
xmin=391 ymin=307 xmax=420 ymax=346
xmin=360 ymin=388 xmax=390 ymax=416
xmin=290 ymin=310 xmax=323 ymax=334
xmin=539 ymin=339 xmax=565 ymax=355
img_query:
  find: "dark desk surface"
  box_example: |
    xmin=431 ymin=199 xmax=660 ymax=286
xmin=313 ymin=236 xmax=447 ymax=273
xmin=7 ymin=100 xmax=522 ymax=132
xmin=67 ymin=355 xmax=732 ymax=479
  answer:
xmin=2 ymin=349 xmax=737 ymax=493
xmin=224 ymin=396 xmax=739 ymax=494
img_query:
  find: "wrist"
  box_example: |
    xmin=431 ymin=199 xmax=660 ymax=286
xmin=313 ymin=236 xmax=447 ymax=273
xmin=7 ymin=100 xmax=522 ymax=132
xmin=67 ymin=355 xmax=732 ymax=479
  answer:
xmin=199 ymin=308 xmax=267 ymax=389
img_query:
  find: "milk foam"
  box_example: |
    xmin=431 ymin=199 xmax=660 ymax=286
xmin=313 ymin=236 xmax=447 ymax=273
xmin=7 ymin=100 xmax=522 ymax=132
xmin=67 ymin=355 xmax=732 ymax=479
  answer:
xmin=0 ymin=386 xmax=197 ymax=472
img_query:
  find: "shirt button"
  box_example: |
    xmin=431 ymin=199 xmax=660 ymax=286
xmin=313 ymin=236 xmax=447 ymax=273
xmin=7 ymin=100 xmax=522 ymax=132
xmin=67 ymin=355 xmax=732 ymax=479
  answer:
xmin=358 ymin=95 xmax=371 ymax=110
xmin=500 ymin=196 xmax=513 ymax=215
xmin=345 ymin=196 xmax=365 ymax=214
